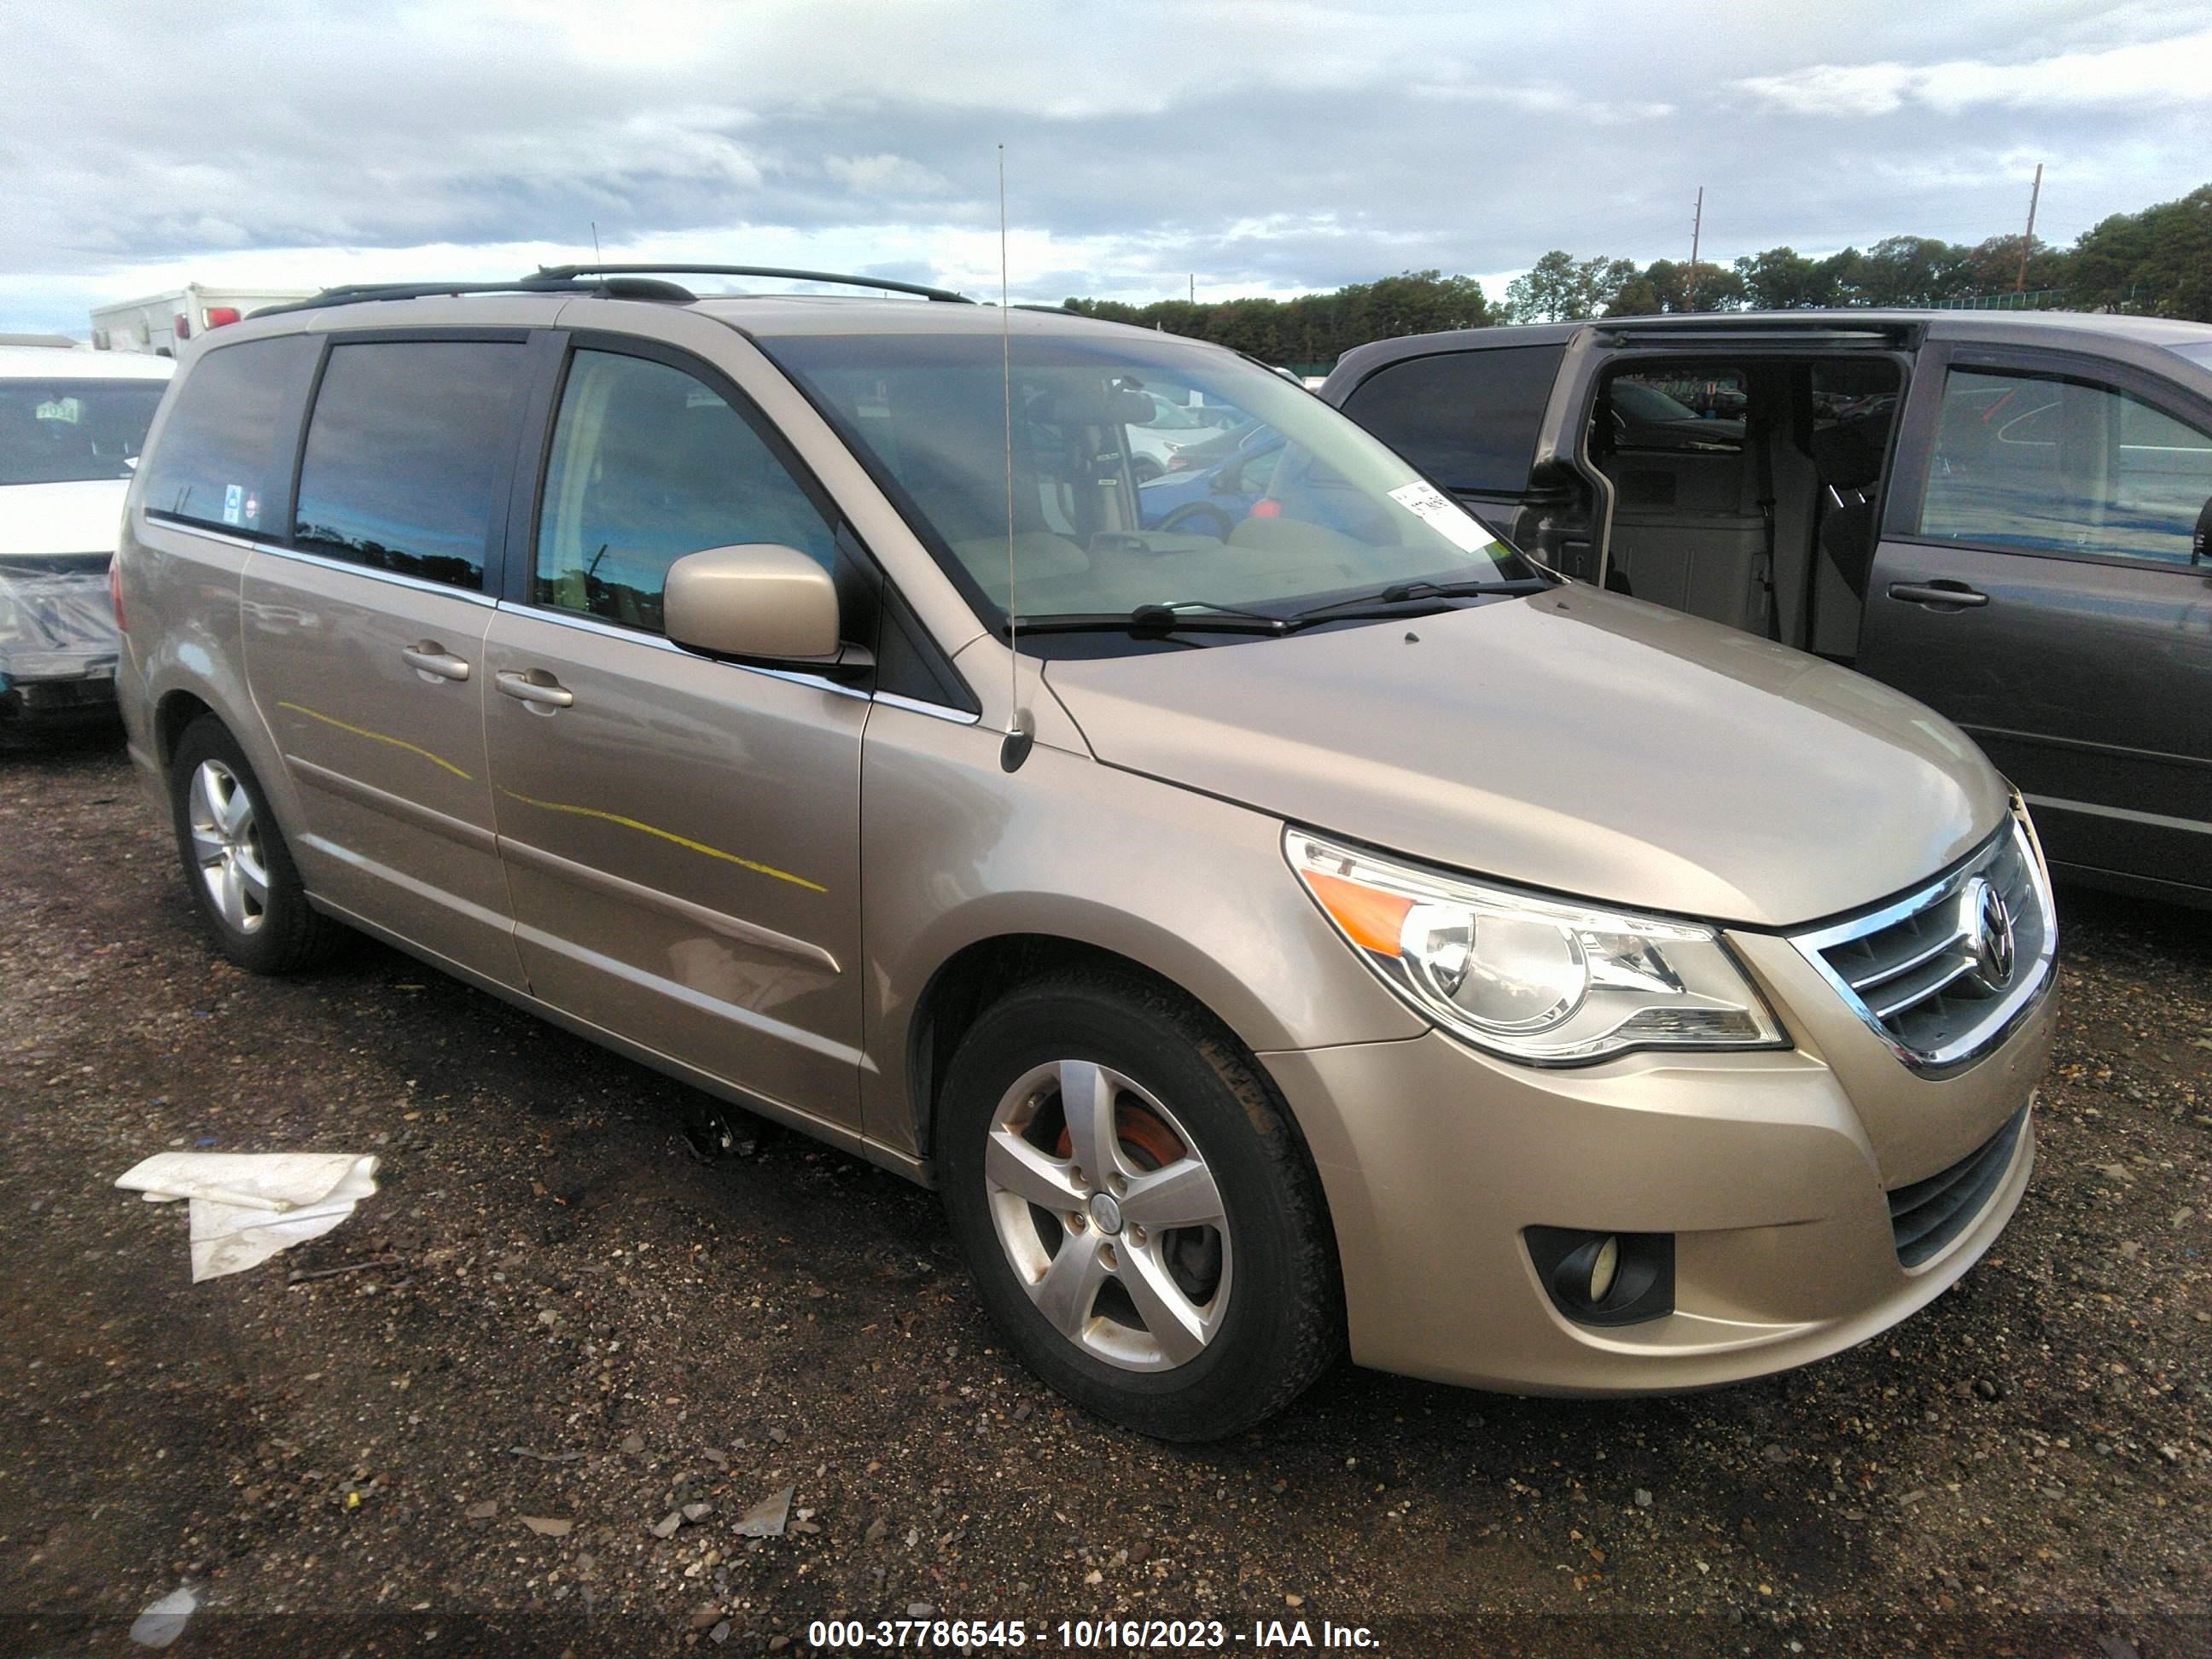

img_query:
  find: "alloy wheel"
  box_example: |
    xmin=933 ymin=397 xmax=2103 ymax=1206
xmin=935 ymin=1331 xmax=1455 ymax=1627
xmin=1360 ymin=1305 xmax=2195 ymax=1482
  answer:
xmin=187 ymin=759 xmax=270 ymax=935
xmin=982 ymin=1058 xmax=1233 ymax=1371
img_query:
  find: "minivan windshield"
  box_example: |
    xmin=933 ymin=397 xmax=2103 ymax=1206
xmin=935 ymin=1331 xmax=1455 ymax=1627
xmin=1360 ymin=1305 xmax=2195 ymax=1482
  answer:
xmin=0 ymin=378 xmax=166 ymax=486
xmin=764 ymin=329 xmax=1534 ymax=626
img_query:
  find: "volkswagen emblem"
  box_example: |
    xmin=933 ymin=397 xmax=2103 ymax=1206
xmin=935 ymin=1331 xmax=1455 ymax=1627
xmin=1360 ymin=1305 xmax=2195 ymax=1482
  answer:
xmin=1965 ymin=877 xmax=2017 ymax=992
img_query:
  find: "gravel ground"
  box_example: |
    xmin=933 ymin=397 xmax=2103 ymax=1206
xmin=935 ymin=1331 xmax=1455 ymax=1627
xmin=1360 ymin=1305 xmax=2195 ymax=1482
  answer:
xmin=0 ymin=737 xmax=2205 ymax=1657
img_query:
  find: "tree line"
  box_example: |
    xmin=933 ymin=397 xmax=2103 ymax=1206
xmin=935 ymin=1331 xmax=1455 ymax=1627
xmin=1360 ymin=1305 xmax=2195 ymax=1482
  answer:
xmin=1061 ymin=181 xmax=2211 ymax=358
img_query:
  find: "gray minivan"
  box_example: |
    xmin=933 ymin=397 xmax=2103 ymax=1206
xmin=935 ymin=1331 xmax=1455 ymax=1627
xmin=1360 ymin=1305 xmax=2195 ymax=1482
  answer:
xmin=1323 ymin=311 xmax=2212 ymax=908
xmin=117 ymin=267 xmax=2054 ymax=1439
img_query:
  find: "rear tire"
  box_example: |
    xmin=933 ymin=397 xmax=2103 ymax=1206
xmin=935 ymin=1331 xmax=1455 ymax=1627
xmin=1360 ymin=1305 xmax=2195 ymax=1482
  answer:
xmin=938 ymin=968 xmax=1342 ymax=1440
xmin=168 ymin=715 xmax=342 ymax=974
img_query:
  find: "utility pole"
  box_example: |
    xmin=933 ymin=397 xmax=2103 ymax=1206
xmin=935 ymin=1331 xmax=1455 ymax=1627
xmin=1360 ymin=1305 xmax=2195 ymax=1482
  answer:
xmin=2016 ymin=163 xmax=2043 ymax=293
xmin=1687 ymin=186 xmax=1703 ymax=311
xmin=1189 ymin=274 xmax=1196 ymax=304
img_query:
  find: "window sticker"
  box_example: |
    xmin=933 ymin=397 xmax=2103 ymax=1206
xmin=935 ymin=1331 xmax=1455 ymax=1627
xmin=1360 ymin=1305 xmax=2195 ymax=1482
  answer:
xmin=1388 ymin=480 xmax=1493 ymax=554
xmin=222 ymin=484 xmax=243 ymax=527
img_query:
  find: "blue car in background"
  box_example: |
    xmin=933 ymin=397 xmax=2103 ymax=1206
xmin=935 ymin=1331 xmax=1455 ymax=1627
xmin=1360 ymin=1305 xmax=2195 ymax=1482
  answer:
xmin=1138 ymin=426 xmax=1284 ymax=538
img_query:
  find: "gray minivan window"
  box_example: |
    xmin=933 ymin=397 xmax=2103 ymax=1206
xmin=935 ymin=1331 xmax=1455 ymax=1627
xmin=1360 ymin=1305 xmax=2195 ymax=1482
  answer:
xmin=1920 ymin=367 xmax=2212 ymax=567
xmin=1339 ymin=345 xmax=1566 ymax=494
xmin=292 ymin=340 xmax=529 ymax=591
xmin=140 ymin=335 xmax=317 ymax=535
xmin=534 ymin=349 xmax=835 ymax=632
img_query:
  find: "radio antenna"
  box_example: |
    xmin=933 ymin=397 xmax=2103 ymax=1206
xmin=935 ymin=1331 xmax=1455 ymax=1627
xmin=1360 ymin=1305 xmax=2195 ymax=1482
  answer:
xmin=998 ymin=142 xmax=1033 ymax=771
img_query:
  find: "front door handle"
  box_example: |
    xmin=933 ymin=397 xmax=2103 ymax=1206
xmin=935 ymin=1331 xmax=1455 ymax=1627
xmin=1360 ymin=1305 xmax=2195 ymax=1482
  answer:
xmin=495 ymin=668 xmax=575 ymax=710
xmin=401 ymin=642 xmax=471 ymax=682
xmin=1887 ymin=580 xmax=1989 ymax=610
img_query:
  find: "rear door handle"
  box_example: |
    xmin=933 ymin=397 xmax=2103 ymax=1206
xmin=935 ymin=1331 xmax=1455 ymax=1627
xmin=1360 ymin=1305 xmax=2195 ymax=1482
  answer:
xmin=1887 ymin=581 xmax=1989 ymax=609
xmin=401 ymin=642 xmax=471 ymax=682
xmin=495 ymin=668 xmax=574 ymax=710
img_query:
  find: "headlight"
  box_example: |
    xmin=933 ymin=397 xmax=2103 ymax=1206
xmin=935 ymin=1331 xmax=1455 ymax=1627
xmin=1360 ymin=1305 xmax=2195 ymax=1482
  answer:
xmin=1288 ymin=828 xmax=1785 ymax=1064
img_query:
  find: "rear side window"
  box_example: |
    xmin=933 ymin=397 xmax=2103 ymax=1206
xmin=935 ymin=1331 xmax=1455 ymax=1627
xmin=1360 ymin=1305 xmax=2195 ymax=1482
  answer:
xmin=139 ymin=335 xmax=317 ymax=535
xmin=533 ymin=348 xmax=835 ymax=633
xmin=1920 ymin=366 xmax=2212 ymax=567
xmin=1340 ymin=345 xmax=1564 ymax=493
xmin=293 ymin=340 xmax=530 ymax=592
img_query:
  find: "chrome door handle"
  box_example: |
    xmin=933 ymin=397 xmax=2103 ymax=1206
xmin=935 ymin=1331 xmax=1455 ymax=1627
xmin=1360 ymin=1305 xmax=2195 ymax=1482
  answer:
xmin=1887 ymin=581 xmax=1989 ymax=609
xmin=495 ymin=668 xmax=574 ymax=709
xmin=401 ymin=643 xmax=471 ymax=681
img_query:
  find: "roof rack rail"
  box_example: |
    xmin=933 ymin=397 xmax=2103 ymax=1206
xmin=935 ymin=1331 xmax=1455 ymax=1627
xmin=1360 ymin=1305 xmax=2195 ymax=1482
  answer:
xmin=255 ymin=275 xmax=697 ymax=318
xmin=531 ymin=264 xmax=973 ymax=304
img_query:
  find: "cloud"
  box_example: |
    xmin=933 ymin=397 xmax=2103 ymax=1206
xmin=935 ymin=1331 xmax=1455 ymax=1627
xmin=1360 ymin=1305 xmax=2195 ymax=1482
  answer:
xmin=1416 ymin=80 xmax=1675 ymax=123
xmin=1736 ymin=26 xmax=2212 ymax=116
xmin=3 ymin=2 xmax=2209 ymax=335
xmin=825 ymin=154 xmax=950 ymax=196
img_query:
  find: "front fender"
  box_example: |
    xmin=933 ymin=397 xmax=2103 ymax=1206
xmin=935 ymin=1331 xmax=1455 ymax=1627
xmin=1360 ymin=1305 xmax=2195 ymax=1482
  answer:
xmin=856 ymin=710 xmax=1425 ymax=1158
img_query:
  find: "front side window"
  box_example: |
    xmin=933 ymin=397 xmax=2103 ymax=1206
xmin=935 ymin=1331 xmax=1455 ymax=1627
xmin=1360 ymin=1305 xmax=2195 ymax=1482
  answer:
xmin=1919 ymin=367 xmax=2212 ymax=567
xmin=1338 ymin=344 xmax=1565 ymax=495
xmin=0 ymin=376 xmax=167 ymax=487
xmin=139 ymin=335 xmax=317 ymax=533
xmin=765 ymin=329 xmax=1530 ymax=627
xmin=292 ymin=340 xmax=529 ymax=591
xmin=533 ymin=350 xmax=835 ymax=633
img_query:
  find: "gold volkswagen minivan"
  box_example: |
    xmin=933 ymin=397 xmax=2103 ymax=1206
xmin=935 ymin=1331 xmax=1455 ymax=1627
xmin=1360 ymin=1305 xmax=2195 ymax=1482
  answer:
xmin=114 ymin=266 xmax=2056 ymax=1439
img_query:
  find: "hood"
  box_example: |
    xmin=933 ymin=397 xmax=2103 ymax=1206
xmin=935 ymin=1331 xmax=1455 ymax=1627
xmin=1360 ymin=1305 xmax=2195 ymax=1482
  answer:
xmin=1043 ymin=588 xmax=2009 ymax=928
xmin=0 ymin=479 xmax=131 ymax=557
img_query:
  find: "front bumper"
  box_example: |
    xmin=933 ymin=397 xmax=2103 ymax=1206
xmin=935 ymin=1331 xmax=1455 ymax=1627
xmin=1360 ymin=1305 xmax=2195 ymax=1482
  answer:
xmin=1263 ymin=926 xmax=2056 ymax=1394
xmin=1 ymin=559 xmax=122 ymax=728
xmin=0 ymin=656 xmax=121 ymax=727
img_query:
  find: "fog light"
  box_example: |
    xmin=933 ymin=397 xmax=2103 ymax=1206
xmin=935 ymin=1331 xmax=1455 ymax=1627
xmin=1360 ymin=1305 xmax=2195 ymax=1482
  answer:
xmin=1586 ymin=1234 xmax=1620 ymax=1302
xmin=1524 ymin=1226 xmax=1674 ymax=1327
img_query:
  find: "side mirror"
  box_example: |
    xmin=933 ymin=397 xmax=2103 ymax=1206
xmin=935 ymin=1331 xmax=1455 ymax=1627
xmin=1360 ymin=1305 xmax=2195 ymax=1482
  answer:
xmin=665 ymin=544 xmax=844 ymax=665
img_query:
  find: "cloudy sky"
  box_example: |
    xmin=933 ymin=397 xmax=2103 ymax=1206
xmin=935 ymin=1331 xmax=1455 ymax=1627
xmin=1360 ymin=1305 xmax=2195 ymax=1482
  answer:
xmin=6 ymin=0 xmax=2209 ymax=335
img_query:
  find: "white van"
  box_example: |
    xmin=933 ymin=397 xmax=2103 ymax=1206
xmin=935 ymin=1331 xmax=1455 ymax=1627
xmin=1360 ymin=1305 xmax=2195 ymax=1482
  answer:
xmin=89 ymin=285 xmax=313 ymax=357
xmin=1 ymin=343 xmax=172 ymax=736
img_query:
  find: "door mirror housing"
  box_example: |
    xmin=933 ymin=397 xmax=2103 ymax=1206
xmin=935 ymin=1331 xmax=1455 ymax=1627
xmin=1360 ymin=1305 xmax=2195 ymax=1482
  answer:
xmin=665 ymin=544 xmax=846 ymax=666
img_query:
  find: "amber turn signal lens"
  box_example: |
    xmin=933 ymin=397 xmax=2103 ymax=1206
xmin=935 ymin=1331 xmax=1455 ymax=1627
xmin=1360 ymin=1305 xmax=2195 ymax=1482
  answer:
xmin=1303 ymin=870 xmax=1412 ymax=958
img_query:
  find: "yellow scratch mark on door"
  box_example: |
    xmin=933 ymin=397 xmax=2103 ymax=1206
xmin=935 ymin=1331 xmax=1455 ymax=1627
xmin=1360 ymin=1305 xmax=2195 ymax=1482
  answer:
xmin=496 ymin=786 xmax=827 ymax=893
xmin=274 ymin=701 xmax=474 ymax=780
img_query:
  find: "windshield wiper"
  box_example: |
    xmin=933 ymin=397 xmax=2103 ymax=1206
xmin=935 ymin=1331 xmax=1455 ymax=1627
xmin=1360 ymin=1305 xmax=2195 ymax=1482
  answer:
xmin=1004 ymin=600 xmax=1295 ymax=637
xmin=1292 ymin=577 xmax=1553 ymax=622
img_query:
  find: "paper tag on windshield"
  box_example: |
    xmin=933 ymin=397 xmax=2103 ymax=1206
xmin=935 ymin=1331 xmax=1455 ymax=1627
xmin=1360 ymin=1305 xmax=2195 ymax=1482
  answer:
xmin=1388 ymin=481 xmax=1493 ymax=554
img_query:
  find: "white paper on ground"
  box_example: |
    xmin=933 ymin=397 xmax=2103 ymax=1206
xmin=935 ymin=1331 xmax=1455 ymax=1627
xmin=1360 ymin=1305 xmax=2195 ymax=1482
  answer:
xmin=114 ymin=1152 xmax=380 ymax=1282
xmin=129 ymin=1586 xmax=198 ymax=1648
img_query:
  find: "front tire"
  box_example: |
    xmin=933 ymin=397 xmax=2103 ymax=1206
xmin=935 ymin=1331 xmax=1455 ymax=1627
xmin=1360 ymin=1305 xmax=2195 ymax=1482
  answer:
xmin=169 ymin=715 xmax=342 ymax=974
xmin=938 ymin=969 xmax=1342 ymax=1440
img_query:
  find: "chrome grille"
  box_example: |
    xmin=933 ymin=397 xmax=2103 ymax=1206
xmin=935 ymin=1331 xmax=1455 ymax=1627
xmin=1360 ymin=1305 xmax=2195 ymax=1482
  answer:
xmin=1792 ymin=814 xmax=2055 ymax=1075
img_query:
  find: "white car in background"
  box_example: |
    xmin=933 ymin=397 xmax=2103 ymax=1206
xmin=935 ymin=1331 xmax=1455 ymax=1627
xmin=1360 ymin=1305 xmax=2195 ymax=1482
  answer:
xmin=1 ymin=342 xmax=172 ymax=740
xmin=1123 ymin=388 xmax=1219 ymax=480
